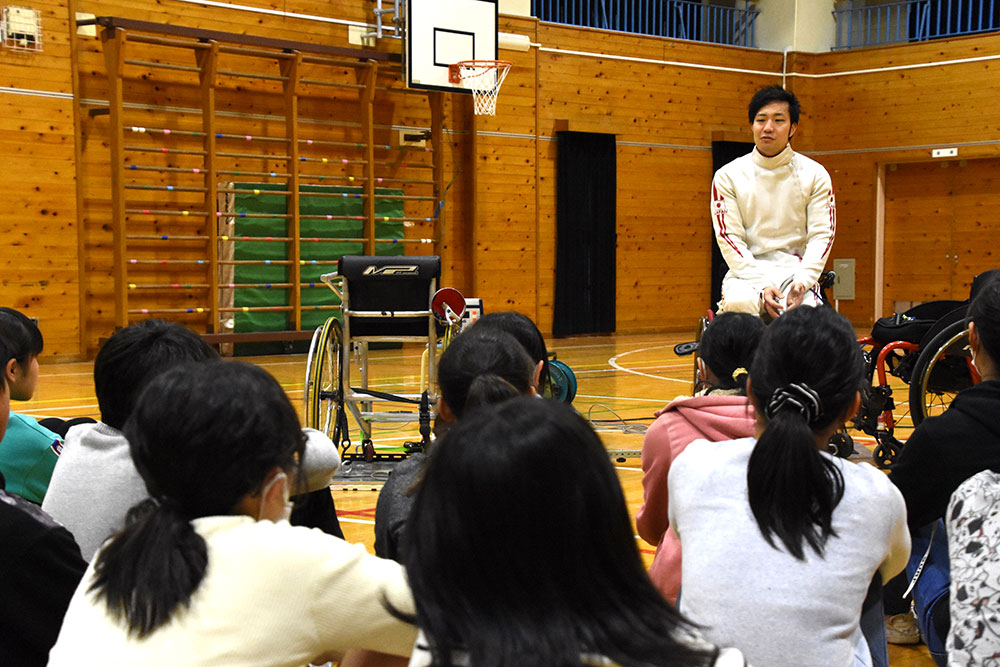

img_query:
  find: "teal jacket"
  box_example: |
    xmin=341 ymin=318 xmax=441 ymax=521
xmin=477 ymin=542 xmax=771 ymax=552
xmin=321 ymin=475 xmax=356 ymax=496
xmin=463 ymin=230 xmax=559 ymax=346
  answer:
xmin=0 ymin=412 xmax=61 ymax=504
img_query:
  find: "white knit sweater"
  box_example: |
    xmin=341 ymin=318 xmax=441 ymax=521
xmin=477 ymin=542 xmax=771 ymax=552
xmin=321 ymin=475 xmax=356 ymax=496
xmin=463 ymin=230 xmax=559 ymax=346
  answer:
xmin=711 ymin=144 xmax=836 ymax=291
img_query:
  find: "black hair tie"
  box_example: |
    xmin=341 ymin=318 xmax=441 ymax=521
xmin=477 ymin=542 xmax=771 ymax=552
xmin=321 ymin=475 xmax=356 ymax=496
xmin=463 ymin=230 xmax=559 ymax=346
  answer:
xmin=765 ymin=383 xmax=822 ymax=424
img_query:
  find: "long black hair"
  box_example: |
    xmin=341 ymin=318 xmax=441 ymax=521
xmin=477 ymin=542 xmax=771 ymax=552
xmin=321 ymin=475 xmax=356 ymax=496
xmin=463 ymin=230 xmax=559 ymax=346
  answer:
xmin=699 ymin=312 xmax=765 ymax=394
xmin=747 ymin=306 xmax=862 ymax=560
xmin=89 ymin=361 xmax=306 ymax=637
xmin=403 ymin=398 xmax=718 ymax=666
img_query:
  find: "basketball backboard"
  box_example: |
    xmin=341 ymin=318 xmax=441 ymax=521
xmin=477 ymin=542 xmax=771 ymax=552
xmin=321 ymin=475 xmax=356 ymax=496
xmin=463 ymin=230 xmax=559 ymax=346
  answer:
xmin=405 ymin=0 xmax=498 ymax=93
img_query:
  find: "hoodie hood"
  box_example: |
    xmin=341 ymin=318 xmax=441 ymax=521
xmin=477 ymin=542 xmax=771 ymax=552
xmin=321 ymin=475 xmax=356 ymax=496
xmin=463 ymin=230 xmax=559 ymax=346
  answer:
xmin=662 ymin=394 xmax=756 ymax=444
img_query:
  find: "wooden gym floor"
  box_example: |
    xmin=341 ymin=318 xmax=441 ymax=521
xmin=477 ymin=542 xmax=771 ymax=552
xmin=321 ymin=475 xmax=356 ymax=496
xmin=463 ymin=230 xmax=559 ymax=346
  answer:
xmin=26 ymin=330 xmax=932 ymax=665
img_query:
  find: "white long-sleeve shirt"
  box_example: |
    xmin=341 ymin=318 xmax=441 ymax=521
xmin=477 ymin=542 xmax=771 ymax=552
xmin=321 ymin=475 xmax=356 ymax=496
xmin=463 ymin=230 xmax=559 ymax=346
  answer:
xmin=711 ymin=144 xmax=836 ymax=291
xmin=49 ymin=515 xmax=416 ymax=666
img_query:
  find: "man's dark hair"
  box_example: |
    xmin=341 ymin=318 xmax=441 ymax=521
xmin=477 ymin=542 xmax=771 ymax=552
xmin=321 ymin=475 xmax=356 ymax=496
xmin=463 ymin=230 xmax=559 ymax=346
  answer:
xmin=748 ymin=85 xmax=801 ymax=125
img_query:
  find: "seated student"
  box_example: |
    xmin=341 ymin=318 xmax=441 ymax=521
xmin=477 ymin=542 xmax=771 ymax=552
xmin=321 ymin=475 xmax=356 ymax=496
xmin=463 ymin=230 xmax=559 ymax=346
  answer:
xmin=888 ymin=275 xmax=1000 ymax=657
xmin=374 ymin=327 xmax=537 ymax=562
xmin=43 ymin=320 xmax=341 ymax=561
xmin=399 ymin=397 xmax=745 ymax=666
xmin=0 ymin=307 xmax=63 ymax=503
xmin=474 ymin=311 xmax=549 ymax=394
xmin=669 ymin=306 xmax=910 ymax=667
xmin=49 ymin=361 xmax=416 ymax=666
xmin=0 ymin=337 xmax=87 ymax=667
xmin=636 ymin=312 xmax=764 ymax=604
xmin=946 ymin=468 xmax=1000 ymax=664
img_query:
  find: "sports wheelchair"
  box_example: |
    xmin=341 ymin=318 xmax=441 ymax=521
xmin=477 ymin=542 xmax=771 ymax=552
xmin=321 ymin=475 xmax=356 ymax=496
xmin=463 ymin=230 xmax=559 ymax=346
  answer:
xmin=303 ymin=255 xmax=457 ymax=462
xmin=851 ymin=269 xmax=998 ymax=467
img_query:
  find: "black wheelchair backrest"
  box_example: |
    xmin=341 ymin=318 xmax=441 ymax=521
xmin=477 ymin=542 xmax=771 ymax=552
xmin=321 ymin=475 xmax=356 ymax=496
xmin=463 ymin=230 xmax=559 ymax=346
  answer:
xmin=870 ymin=300 xmax=966 ymax=347
xmin=338 ymin=255 xmax=441 ymax=281
xmin=337 ymin=255 xmax=441 ymax=338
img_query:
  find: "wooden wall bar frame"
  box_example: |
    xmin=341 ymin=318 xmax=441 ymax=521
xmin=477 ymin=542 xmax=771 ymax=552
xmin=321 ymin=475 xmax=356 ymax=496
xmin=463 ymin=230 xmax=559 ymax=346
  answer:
xmin=197 ymin=41 xmax=220 ymax=333
xmin=282 ymin=53 xmax=303 ymax=330
xmin=102 ymin=26 xmax=129 ymax=330
xmin=87 ymin=17 xmax=442 ymax=334
xmin=429 ymin=91 xmax=445 ymax=255
xmin=358 ymin=61 xmax=378 ymax=256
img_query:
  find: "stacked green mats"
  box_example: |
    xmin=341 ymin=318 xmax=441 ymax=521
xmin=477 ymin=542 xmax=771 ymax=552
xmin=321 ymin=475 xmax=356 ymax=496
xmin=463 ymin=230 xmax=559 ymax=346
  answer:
xmin=230 ymin=183 xmax=404 ymax=353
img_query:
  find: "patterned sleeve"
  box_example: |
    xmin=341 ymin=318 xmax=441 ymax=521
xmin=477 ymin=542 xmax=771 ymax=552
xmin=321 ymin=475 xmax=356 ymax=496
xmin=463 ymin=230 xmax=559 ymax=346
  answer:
xmin=946 ymin=470 xmax=1000 ymax=665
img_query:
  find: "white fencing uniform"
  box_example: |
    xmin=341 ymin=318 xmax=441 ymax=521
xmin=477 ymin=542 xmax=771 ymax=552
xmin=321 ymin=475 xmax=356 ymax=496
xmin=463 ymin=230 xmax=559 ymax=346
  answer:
xmin=711 ymin=144 xmax=836 ymax=314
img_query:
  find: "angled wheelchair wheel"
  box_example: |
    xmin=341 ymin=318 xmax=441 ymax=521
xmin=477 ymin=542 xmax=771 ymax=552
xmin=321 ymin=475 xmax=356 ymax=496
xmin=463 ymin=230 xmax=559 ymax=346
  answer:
xmin=827 ymin=431 xmax=855 ymax=459
xmin=304 ymin=317 xmax=343 ymax=436
xmin=548 ymin=359 xmax=577 ymax=403
xmin=908 ymin=319 xmax=974 ymax=427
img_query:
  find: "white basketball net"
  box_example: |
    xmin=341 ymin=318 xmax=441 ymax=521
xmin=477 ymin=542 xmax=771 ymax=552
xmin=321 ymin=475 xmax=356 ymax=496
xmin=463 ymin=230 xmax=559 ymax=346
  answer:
xmin=457 ymin=61 xmax=511 ymax=116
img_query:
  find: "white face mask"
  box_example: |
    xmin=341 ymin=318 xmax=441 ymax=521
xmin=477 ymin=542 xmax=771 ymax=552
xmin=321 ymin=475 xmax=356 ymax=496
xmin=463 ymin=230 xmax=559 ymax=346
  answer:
xmin=259 ymin=471 xmax=293 ymax=522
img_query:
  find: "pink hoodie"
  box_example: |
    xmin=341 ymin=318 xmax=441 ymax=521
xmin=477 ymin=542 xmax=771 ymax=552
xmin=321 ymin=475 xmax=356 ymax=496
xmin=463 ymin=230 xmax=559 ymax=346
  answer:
xmin=636 ymin=393 xmax=755 ymax=604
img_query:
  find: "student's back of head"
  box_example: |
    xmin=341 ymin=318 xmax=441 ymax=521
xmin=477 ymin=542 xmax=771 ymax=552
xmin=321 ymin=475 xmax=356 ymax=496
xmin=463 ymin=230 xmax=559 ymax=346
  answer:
xmin=969 ymin=276 xmax=1000 ymax=365
xmin=474 ymin=311 xmax=549 ymax=392
xmin=94 ymin=320 xmax=219 ymax=429
xmin=0 ymin=307 xmax=43 ymax=365
xmin=92 ymin=361 xmax=305 ymax=637
xmin=436 ymin=327 xmax=536 ymax=419
xmin=699 ymin=311 xmax=765 ymax=393
xmin=748 ymin=306 xmax=863 ymax=559
xmin=402 ymin=397 xmax=718 ymax=666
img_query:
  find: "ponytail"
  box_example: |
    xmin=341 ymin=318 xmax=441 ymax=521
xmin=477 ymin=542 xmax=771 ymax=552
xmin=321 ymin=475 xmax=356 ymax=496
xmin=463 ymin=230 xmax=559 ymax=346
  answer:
xmin=464 ymin=374 xmax=521 ymax=412
xmin=747 ymin=307 xmax=861 ymax=560
xmin=90 ymin=499 xmax=208 ymax=637
xmin=747 ymin=386 xmax=844 ymax=559
xmin=87 ymin=361 xmax=305 ymax=637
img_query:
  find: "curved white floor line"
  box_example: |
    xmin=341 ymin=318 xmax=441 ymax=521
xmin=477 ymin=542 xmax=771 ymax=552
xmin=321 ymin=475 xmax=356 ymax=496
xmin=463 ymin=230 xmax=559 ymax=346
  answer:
xmin=608 ymin=345 xmax=690 ymax=384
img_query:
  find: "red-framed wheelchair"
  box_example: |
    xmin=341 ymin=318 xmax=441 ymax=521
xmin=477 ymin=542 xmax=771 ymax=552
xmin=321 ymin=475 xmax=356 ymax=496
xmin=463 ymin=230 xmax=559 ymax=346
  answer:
xmin=851 ymin=269 xmax=1000 ymax=467
xmin=677 ymin=270 xmax=998 ymax=468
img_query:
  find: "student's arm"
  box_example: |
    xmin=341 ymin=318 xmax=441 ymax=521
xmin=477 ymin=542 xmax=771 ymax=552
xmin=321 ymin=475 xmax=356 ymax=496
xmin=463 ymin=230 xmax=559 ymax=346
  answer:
xmin=879 ymin=481 xmax=911 ymax=581
xmin=636 ymin=415 xmax=674 ymax=545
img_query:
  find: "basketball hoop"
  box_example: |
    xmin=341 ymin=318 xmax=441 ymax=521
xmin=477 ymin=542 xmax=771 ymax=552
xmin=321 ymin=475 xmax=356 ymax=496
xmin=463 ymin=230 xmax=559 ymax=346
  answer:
xmin=448 ymin=60 xmax=511 ymax=116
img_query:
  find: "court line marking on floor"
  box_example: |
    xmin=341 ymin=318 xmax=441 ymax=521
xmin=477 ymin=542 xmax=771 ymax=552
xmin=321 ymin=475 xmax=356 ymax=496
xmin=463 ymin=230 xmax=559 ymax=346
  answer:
xmin=337 ymin=517 xmax=376 ymax=526
xmin=608 ymin=346 xmax=690 ymax=383
xmin=576 ymin=393 xmax=673 ymax=403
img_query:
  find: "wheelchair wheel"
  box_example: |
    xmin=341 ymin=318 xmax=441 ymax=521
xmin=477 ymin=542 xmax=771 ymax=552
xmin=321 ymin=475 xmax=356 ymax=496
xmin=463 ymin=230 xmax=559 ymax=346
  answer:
xmin=872 ymin=433 xmax=902 ymax=469
xmin=827 ymin=431 xmax=854 ymax=458
xmin=692 ymin=313 xmax=710 ymax=390
xmin=304 ymin=317 xmax=343 ymax=436
xmin=548 ymin=359 xmax=577 ymax=403
xmin=907 ymin=319 xmax=974 ymax=427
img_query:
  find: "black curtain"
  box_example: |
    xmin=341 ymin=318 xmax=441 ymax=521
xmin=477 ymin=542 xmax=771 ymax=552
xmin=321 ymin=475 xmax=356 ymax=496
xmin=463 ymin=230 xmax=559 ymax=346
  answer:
xmin=709 ymin=140 xmax=754 ymax=311
xmin=553 ymin=131 xmax=616 ymax=337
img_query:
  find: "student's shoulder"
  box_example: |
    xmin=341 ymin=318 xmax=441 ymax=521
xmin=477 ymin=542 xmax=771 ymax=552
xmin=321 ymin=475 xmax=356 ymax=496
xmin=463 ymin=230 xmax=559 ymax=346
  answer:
xmin=841 ymin=458 xmax=903 ymax=500
xmin=6 ymin=412 xmax=61 ymax=442
xmin=672 ymin=437 xmax=754 ymax=480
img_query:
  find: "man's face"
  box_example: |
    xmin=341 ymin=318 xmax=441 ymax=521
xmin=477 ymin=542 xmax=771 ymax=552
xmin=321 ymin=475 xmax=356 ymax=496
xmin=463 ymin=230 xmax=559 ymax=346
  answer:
xmin=752 ymin=101 xmax=797 ymax=157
